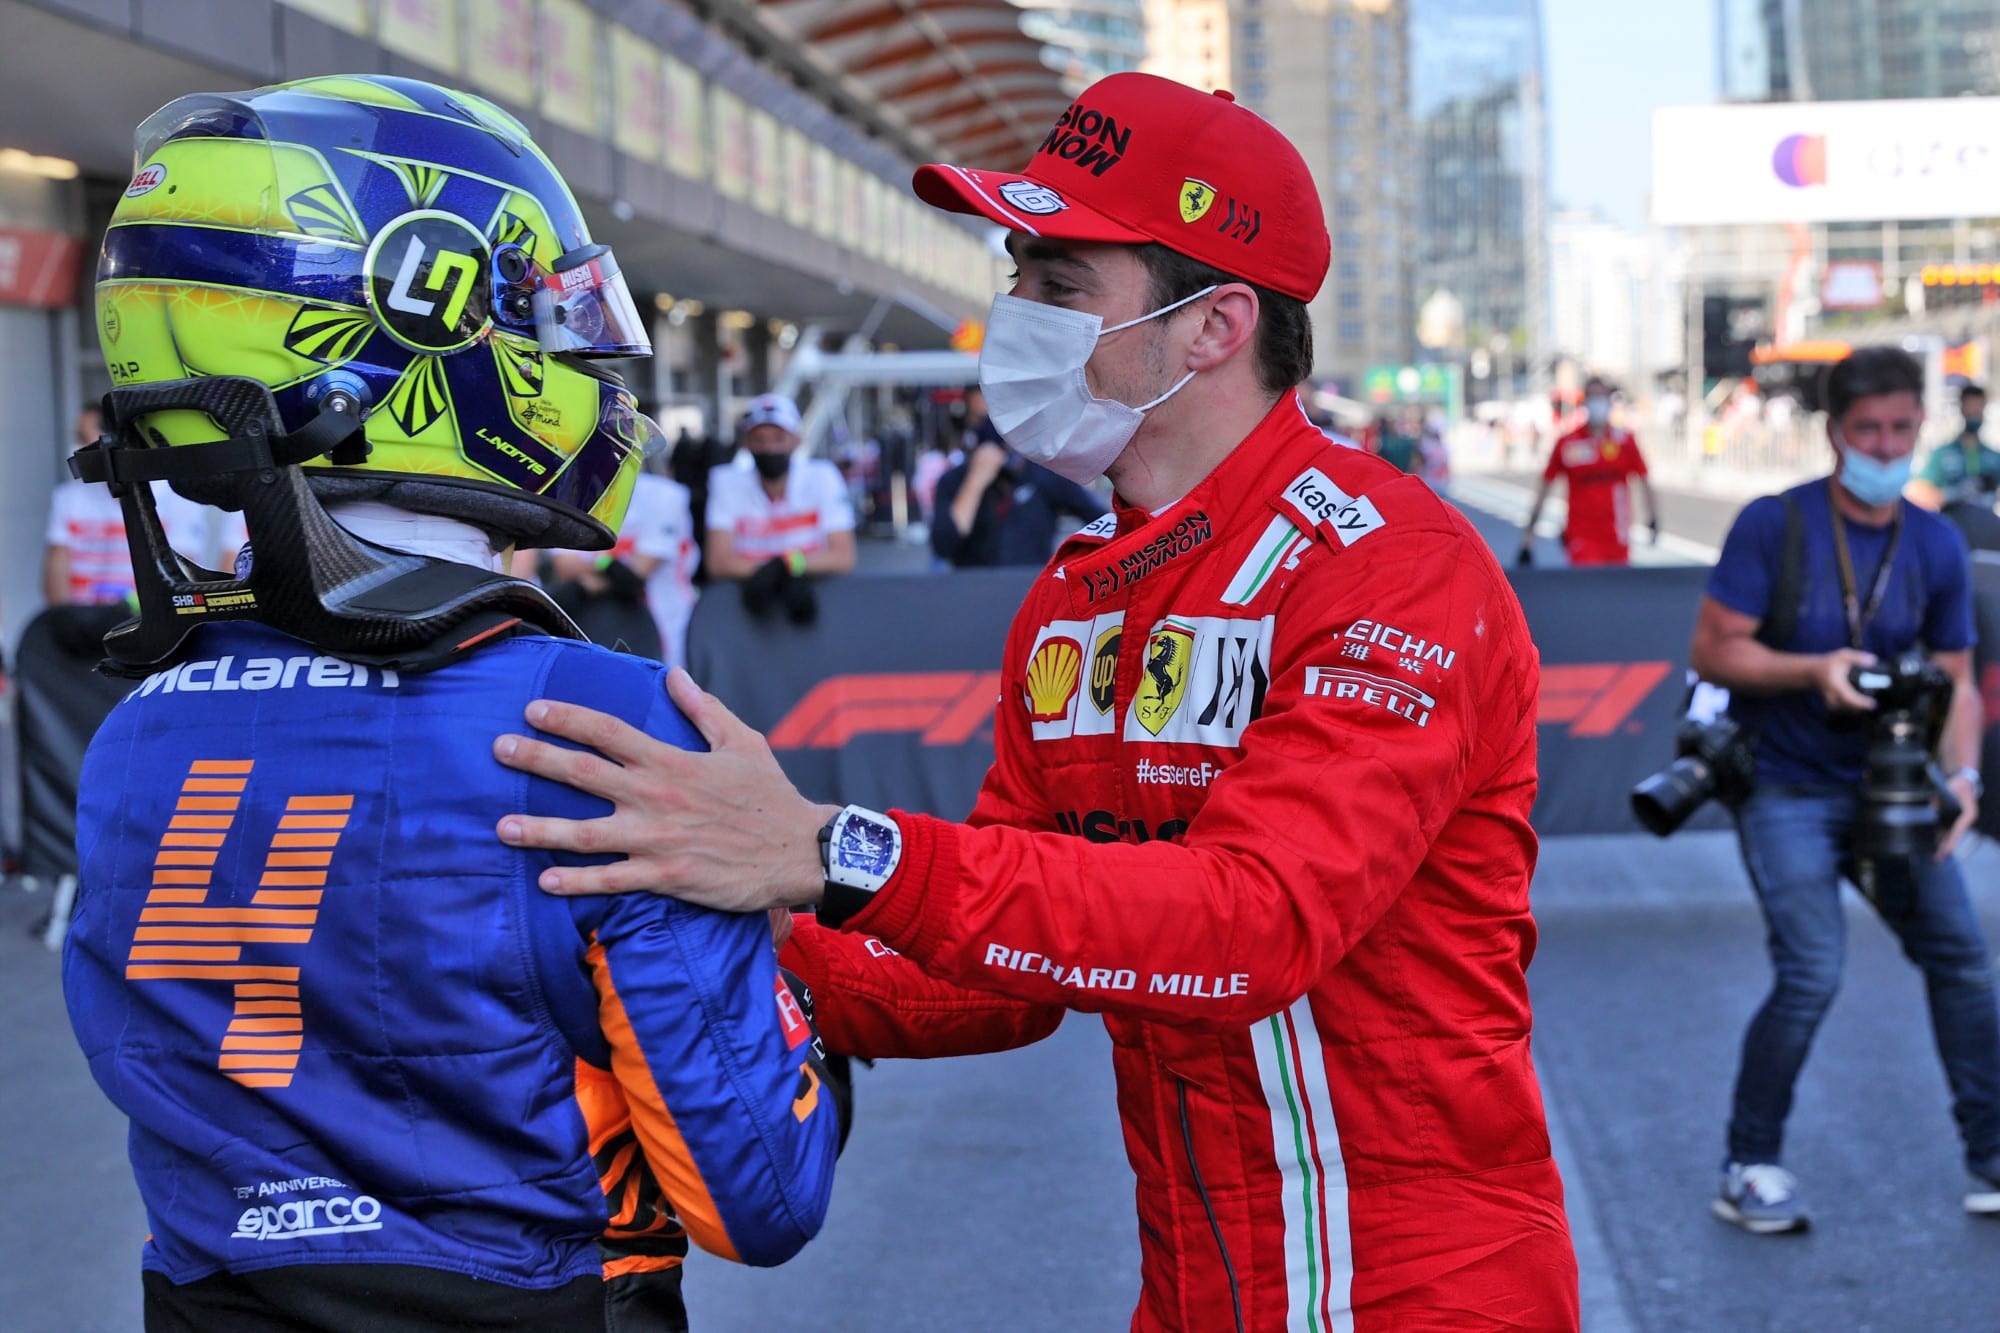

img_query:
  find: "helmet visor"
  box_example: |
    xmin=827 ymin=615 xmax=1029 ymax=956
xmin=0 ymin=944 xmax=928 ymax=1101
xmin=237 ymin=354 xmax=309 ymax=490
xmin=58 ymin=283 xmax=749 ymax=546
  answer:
xmin=601 ymin=392 xmax=669 ymax=462
xmin=533 ymin=245 xmax=650 ymax=357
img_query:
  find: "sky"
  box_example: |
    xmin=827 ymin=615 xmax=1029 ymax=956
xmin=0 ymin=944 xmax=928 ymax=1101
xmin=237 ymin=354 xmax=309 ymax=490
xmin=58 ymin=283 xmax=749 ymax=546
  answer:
xmin=1542 ymin=0 xmax=1715 ymax=231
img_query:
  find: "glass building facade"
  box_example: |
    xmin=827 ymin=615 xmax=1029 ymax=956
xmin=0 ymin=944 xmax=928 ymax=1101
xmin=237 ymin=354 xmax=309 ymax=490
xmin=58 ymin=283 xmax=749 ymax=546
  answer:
xmin=1017 ymin=0 xmax=1151 ymax=88
xmin=1409 ymin=0 xmax=1547 ymax=393
xmin=1722 ymin=0 xmax=1999 ymax=102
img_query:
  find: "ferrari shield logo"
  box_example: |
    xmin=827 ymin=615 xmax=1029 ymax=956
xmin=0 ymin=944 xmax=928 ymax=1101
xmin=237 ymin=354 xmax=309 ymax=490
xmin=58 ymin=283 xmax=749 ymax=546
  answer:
xmin=1179 ymin=179 xmax=1216 ymax=225
xmin=1133 ymin=619 xmax=1197 ymax=735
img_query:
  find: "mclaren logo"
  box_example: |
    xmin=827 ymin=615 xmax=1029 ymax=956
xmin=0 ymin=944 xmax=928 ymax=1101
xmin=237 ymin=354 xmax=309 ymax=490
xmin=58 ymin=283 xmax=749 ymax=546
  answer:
xmin=1179 ymin=178 xmax=1216 ymax=224
xmin=1132 ymin=619 xmax=1197 ymax=736
xmin=1025 ymin=637 xmax=1085 ymax=722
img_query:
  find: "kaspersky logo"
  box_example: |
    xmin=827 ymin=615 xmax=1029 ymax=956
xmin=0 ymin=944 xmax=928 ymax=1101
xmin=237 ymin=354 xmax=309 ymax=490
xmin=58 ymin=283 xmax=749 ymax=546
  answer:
xmin=1772 ymin=134 xmax=1828 ymax=188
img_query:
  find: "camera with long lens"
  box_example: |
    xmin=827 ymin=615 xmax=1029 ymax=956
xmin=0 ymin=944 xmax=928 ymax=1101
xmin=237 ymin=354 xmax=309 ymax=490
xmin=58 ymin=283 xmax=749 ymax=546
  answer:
xmin=1848 ymin=653 xmax=1962 ymax=912
xmin=1630 ymin=712 xmax=1758 ymax=837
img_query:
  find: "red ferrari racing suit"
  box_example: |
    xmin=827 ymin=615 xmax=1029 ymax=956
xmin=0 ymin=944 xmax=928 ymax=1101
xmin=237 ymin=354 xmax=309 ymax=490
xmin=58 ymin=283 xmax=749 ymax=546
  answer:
xmin=783 ymin=393 xmax=1578 ymax=1332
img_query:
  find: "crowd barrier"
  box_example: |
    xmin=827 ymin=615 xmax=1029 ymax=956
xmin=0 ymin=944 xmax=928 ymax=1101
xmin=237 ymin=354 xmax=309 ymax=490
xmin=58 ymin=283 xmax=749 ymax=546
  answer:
xmin=13 ymin=605 xmax=132 ymax=877
xmin=689 ymin=562 xmax=2000 ymax=843
xmin=16 ymin=565 xmax=2000 ymax=877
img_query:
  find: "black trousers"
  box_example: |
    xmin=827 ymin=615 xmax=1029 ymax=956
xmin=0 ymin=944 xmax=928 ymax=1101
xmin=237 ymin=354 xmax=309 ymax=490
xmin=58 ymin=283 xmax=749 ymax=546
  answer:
xmin=142 ymin=1264 xmax=625 ymax=1332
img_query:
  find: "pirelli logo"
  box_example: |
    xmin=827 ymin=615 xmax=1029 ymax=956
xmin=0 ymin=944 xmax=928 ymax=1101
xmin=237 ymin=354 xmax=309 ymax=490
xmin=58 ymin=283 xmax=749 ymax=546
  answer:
xmin=126 ymin=760 xmax=354 ymax=1090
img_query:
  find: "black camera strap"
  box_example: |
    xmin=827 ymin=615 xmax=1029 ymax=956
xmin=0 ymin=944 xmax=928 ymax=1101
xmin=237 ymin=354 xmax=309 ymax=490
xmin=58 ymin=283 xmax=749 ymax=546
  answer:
xmin=1826 ymin=479 xmax=1904 ymax=650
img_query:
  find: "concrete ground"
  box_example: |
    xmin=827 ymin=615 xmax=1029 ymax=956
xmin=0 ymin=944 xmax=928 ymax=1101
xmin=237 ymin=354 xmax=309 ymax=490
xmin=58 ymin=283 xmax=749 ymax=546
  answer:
xmin=10 ymin=474 xmax=1999 ymax=1331
xmin=10 ymin=836 xmax=1999 ymax=1332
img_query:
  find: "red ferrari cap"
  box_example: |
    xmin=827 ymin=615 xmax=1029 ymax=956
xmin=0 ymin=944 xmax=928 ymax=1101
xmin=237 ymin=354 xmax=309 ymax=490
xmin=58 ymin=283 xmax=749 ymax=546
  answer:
xmin=914 ymin=73 xmax=1330 ymax=302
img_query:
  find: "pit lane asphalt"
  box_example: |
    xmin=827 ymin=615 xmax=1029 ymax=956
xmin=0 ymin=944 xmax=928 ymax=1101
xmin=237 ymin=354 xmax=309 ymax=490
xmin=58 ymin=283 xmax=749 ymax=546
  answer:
xmin=8 ymin=490 xmax=1999 ymax=1330
xmin=12 ymin=835 xmax=1998 ymax=1332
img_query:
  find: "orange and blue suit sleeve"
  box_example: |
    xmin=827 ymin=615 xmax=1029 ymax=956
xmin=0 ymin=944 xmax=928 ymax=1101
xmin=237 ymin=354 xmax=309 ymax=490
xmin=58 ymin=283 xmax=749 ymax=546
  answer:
xmin=587 ymin=896 xmax=838 ymax=1267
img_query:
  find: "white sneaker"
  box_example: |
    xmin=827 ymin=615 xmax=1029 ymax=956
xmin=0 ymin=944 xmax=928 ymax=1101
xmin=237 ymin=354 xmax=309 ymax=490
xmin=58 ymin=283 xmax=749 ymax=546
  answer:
xmin=1967 ymin=1156 xmax=2000 ymax=1216
xmin=1712 ymin=1162 xmax=1810 ymax=1234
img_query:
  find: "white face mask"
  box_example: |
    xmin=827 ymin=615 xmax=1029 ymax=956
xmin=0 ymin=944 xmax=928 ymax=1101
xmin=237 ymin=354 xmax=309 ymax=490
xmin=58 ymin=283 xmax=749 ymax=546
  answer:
xmin=977 ymin=285 xmax=1215 ymax=484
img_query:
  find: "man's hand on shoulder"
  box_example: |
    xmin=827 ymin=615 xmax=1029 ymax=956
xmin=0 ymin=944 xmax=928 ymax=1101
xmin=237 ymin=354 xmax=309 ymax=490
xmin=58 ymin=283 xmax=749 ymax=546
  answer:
xmin=494 ymin=669 xmax=837 ymax=911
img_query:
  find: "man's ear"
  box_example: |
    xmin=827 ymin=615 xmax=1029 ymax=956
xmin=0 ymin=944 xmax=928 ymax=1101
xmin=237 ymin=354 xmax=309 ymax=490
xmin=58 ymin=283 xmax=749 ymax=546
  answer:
xmin=1185 ymin=284 xmax=1259 ymax=373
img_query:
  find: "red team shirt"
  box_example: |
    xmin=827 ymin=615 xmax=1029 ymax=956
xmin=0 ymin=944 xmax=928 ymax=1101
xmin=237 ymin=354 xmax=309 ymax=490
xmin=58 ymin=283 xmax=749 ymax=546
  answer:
xmin=1543 ymin=426 xmax=1646 ymax=566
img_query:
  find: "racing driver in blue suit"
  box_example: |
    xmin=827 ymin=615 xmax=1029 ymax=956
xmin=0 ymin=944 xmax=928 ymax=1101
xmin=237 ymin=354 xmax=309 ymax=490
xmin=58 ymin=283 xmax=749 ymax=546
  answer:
xmin=61 ymin=75 xmax=839 ymax=1331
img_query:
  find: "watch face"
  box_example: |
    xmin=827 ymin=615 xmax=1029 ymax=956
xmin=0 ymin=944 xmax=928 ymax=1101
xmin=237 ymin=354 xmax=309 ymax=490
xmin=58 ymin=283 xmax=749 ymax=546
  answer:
xmin=836 ymin=813 xmax=899 ymax=879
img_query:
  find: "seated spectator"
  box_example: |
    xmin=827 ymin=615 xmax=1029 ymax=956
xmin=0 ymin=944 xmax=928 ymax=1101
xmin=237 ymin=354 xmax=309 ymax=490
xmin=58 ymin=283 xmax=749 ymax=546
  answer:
xmin=705 ymin=395 xmax=856 ymax=623
xmin=931 ymin=437 xmax=1108 ymax=568
xmin=541 ymin=469 xmax=699 ymax=667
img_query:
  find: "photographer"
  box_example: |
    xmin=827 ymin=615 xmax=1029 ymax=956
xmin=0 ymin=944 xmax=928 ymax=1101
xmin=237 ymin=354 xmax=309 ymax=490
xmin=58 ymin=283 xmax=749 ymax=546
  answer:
xmin=1689 ymin=347 xmax=1998 ymax=1234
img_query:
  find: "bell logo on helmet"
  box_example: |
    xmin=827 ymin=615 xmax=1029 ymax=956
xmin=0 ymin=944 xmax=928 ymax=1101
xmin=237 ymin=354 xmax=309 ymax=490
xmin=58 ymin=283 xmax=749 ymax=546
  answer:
xmin=125 ymin=163 xmax=166 ymax=197
xmin=363 ymin=210 xmax=492 ymax=354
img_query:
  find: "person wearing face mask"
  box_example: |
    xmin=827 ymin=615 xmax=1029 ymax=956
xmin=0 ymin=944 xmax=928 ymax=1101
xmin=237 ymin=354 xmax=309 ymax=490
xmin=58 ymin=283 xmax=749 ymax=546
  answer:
xmin=930 ymin=386 xmax=1108 ymax=568
xmin=1517 ymin=375 xmax=1659 ymax=567
xmin=703 ymin=394 xmax=857 ymax=622
xmin=1689 ymin=346 xmax=1996 ymax=1235
xmin=1911 ymin=383 xmax=2000 ymax=513
xmin=490 ymin=71 xmax=1579 ymax=1332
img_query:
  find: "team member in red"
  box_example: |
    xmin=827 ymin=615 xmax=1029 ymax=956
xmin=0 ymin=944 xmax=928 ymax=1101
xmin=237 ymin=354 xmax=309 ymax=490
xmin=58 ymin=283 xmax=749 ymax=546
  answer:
xmin=1519 ymin=375 xmax=1659 ymax=566
xmin=493 ymin=73 xmax=1579 ymax=1332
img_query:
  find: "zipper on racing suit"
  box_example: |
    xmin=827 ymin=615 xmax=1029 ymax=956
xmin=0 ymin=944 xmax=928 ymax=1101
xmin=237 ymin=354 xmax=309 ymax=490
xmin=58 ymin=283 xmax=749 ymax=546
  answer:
xmin=1176 ymin=1077 xmax=1245 ymax=1333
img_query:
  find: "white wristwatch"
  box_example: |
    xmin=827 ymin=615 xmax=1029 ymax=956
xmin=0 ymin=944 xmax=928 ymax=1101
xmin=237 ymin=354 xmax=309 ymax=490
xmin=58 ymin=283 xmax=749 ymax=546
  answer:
xmin=1950 ymin=767 xmax=1984 ymax=800
xmin=816 ymin=805 xmax=902 ymax=926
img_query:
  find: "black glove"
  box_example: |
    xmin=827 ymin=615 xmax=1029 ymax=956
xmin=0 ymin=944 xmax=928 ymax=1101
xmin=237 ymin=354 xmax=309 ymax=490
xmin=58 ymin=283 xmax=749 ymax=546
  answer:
xmin=600 ymin=557 xmax=647 ymax=602
xmin=781 ymin=571 xmax=818 ymax=626
xmin=740 ymin=555 xmax=790 ymax=616
xmin=1515 ymin=546 xmax=1533 ymax=568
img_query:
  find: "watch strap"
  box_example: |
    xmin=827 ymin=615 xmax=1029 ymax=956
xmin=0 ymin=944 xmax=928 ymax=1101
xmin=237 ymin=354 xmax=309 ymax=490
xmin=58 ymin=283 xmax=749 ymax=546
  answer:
xmin=816 ymin=806 xmax=901 ymax=928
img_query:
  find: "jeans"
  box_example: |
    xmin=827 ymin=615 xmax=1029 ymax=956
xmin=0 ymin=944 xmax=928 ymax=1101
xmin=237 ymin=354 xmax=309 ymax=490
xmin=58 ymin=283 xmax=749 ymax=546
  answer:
xmin=1727 ymin=785 xmax=2000 ymax=1165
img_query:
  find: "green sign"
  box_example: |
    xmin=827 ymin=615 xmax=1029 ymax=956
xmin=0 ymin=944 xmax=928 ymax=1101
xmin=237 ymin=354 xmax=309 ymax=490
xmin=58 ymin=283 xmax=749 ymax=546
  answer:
xmin=1363 ymin=363 xmax=1458 ymax=405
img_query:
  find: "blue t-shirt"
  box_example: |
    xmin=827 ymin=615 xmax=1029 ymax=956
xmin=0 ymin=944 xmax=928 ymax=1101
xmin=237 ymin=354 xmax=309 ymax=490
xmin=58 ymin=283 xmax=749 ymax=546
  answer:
xmin=1707 ymin=480 xmax=1975 ymax=787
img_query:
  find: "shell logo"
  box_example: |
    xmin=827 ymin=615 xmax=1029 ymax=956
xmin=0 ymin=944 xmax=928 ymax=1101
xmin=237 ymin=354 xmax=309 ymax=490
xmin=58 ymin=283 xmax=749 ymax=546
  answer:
xmin=1025 ymin=637 xmax=1084 ymax=722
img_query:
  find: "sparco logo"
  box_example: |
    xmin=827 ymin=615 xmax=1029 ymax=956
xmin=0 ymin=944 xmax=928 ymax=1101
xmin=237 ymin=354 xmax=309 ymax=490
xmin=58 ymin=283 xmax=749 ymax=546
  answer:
xmin=1080 ymin=511 xmax=1212 ymax=603
xmin=1038 ymin=102 xmax=1132 ymax=176
xmin=233 ymin=1194 xmax=383 ymax=1240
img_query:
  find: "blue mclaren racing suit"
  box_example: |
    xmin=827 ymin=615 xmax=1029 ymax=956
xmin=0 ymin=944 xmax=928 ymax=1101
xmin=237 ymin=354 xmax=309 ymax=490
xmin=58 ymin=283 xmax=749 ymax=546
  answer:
xmin=64 ymin=623 xmax=839 ymax=1327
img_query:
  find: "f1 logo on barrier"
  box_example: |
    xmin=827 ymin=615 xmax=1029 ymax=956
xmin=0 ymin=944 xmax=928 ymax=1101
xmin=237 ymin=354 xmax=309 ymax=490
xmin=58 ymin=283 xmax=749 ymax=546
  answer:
xmin=1537 ymin=662 xmax=1672 ymax=737
xmin=767 ymin=663 xmax=1673 ymax=748
xmin=769 ymin=672 xmax=1002 ymax=749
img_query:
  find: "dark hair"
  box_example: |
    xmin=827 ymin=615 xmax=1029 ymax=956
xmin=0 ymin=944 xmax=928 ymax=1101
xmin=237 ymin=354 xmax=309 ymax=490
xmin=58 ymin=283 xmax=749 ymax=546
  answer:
xmin=1960 ymin=383 xmax=1987 ymax=402
xmin=1825 ymin=346 xmax=1924 ymax=420
xmin=1133 ymin=243 xmax=1313 ymax=394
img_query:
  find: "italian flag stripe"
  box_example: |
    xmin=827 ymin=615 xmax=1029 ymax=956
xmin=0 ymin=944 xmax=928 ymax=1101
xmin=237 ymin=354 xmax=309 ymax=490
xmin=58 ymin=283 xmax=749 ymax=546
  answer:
xmin=1221 ymin=516 xmax=1304 ymax=606
xmin=1255 ymin=997 xmax=1354 ymax=1331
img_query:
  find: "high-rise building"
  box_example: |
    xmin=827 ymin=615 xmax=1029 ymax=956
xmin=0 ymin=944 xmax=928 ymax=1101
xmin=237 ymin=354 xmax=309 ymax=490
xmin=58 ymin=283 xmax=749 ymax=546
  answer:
xmin=1142 ymin=0 xmax=1232 ymax=93
xmin=1409 ymin=0 xmax=1547 ymax=397
xmin=1018 ymin=0 xmax=1153 ymax=89
xmin=1695 ymin=0 xmax=2000 ymax=365
xmin=1717 ymin=0 xmax=1795 ymax=102
xmin=1230 ymin=0 xmax=1415 ymax=389
xmin=1790 ymin=0 xmax=2000 ymax=100
xmin=1719 ymin=0 xmax=1999 ymax=102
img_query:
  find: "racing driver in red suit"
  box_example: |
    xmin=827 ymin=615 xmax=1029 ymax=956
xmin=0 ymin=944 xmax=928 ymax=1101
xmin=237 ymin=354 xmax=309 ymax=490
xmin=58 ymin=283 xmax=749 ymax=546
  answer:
xmin=493 ymin=72 xmax=1581 ymax=1332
